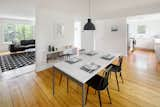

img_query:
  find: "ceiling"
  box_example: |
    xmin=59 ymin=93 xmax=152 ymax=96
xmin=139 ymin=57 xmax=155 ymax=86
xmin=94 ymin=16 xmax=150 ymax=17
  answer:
xmin=0 ymin=0 xmax=160 ymax=19
xmin=0 ymin=0 xmax=36 ymax=19
xmin=92 ymin=0 xmax=160 ymax=19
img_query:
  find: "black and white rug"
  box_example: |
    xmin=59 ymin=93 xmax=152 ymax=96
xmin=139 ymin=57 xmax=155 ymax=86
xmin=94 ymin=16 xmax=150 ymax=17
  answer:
xmin=0 ymin=52 xmax=35 ymax=72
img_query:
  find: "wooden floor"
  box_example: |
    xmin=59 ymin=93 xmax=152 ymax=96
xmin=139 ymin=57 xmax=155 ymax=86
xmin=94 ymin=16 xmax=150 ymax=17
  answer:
xmin=0 ymin=50 xmax=160 ymax=107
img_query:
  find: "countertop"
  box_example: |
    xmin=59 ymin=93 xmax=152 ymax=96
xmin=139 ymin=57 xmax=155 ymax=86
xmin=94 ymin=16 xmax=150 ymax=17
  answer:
xmin=154 ymin=39 xmax=160 ymax=44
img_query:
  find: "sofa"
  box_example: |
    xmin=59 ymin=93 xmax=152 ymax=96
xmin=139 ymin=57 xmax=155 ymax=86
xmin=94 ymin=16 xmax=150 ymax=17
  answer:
xmin=9 ymin=40 xmax=35 ymax=52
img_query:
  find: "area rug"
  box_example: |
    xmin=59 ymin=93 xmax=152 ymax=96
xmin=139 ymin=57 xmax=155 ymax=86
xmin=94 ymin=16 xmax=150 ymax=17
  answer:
xmin=0 ymin=52 xmax=35 ymax=72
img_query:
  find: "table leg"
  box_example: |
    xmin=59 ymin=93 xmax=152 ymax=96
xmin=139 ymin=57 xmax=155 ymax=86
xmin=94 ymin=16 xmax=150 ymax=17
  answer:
xmin=52 ymin=67 xmax=56 ymax=95
xmin=82 ymin=84 xmax=85 ymax=107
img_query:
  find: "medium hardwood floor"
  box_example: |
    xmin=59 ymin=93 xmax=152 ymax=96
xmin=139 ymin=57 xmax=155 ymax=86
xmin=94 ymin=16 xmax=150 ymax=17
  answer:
xmin=0 ymin=50 xmax=160 ymax=107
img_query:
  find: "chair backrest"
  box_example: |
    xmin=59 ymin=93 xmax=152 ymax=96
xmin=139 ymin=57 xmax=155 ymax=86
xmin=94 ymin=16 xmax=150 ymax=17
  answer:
xmin=105 ymin=66 xmax=111 ymax=79
xmin=99 ymin=66 xmax=113 ymax=88
xmin=118 ymin=56 xmax=123 ymax=68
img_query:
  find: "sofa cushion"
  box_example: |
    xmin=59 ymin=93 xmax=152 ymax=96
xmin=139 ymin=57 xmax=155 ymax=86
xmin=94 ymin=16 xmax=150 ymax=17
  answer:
xmin=20 ymin=44 xmax=35 ymax=49
xmin=21 ymin=40 xmax=35 ymax=45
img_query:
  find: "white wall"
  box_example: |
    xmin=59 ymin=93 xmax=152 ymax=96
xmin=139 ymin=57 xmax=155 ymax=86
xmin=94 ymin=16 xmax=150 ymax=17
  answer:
xmin=35 ymin=0 xmax=91 ymax=71
xmin=94 ymin=18 xmax=127 ymax=56
xmin=36 ymin=9 xmax=79 ymax=71
xmin=0 ymin=20 xmax=8 ymax=51
xmin=128 ymin=19 xmax=160 ymax=50
xmin=35 ymin=0 xmax=160 ymax=71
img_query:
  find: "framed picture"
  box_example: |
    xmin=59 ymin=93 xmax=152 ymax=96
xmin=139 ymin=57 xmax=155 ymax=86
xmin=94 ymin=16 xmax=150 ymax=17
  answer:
xmin=56 ymin=23 xmax=64 ymax=37
xmin=111 ymin=25 xmax=118 ymax=32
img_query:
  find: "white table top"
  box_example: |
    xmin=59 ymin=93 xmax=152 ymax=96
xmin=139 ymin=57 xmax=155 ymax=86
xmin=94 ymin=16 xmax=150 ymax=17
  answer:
xmin=53 ymin=51 xmax=118 ymax=84
xmin=47 ymin=48 xmax=77 ymax=55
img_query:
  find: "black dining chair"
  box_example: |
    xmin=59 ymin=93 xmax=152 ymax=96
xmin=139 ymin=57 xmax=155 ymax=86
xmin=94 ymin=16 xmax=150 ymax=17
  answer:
xmin=105 ymin=56 xmax=124 ymax=91
xmin=85 ymin=68 xmax=112 ymax=107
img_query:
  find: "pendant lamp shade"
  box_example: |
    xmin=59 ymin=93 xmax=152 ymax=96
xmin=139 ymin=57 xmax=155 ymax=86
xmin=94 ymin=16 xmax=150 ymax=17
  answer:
xmin=84 ymin=18 xmax=96 ymax=30
xmin=84 ymin=0 xmax=96 ymax=30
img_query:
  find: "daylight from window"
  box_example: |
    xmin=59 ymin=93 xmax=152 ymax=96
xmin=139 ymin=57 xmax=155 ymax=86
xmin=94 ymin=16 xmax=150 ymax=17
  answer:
xmin=3 ymin=23 xmax=34 ymax=43
xmin=74 ymin=21 xmax=81 ymax=49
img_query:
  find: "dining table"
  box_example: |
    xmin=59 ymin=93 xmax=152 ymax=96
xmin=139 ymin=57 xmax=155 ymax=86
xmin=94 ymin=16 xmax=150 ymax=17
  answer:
xmin=52 ymin=50 xmax=119 ymax=107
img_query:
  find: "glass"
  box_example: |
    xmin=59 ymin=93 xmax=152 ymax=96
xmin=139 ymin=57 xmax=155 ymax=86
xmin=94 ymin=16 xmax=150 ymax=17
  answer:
xmin=3 ymin=23 xmax=34 ymax=43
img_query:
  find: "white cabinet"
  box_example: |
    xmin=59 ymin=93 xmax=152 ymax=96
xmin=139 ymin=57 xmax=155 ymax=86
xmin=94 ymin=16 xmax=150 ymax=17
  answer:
xmin=154 ymin=39 xmax=160 ymax=62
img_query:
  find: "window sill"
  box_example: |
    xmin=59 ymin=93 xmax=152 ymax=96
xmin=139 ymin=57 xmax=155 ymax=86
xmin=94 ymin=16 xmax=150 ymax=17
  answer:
xmin=3 ymin=42 xmax=12 ymax=45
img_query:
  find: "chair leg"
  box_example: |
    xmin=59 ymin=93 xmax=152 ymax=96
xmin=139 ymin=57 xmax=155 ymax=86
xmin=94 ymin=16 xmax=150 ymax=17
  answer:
xmin=115 ymin=72 xmax=120 ymax=91
xmin=120 ymin=72 xmax=124 ymax=84
xmin=106 ymin=87 xmax=112 ymax=104
xmin=109 ymin=72 xmax=112 ymax=78
xmin=98 ymin=91 xmax=102 ymax=107
xmin=59 ymin=74 xmax=63 ymax=85
xmin=85 ymin=86 xmax=89 ymax=105
xmin=95 ymin=90 xmax=97 ymax=95
xmin=67 ymin=77 xmax=69 ymax=93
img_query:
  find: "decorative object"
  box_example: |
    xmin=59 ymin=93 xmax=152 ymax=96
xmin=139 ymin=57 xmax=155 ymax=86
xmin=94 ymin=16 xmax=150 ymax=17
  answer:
xmin=52 ymin=46 xmax=55 ymax=51
xmin=84 ymin=0 xmax=96 ymax=30
xmin=111 ymin=25 xmax=119 ymax=32
xmin=56 ymin=23 xmax=64 ymax=36
xmin=48 ymin=45 xmax=52 ymax=52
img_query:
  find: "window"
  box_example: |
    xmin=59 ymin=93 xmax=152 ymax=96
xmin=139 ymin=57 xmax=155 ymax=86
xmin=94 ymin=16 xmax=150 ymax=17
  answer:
xmin=137 ymin=25 xmax=146 ymax=34
xmin=3 ymin=23 xmax=34 ymax=43
xmin=74 ymin=21 xmax=81 ymax=49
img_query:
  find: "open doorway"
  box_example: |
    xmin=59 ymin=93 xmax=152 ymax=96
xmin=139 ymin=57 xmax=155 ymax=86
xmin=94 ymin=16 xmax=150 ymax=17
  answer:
xmin=74 ymin=21 xmax=81 ymax=49
xmin=0 ymin=17 xmax=36 ymax=79
xmin=127 ymin=13 xmax=160 ymax=52
xmin=127 ymin=13 xmax=160 ymax=62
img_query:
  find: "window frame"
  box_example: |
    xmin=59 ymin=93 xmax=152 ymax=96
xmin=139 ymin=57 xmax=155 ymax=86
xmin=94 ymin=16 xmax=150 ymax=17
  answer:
xmin=1 ymin=19 xmax=34 ymax=44
xmin=137 ymin=25 xmax=146 ymax=34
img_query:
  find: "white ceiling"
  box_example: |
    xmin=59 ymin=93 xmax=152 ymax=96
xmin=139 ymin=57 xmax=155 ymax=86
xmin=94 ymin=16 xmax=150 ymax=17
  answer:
xmin=0 ymin=0 xmax=36 ymax=19
xmin=92 ymin=0 xmax=160 ymax=19
xmin=0 ymin=0 xmax=160 ymax=19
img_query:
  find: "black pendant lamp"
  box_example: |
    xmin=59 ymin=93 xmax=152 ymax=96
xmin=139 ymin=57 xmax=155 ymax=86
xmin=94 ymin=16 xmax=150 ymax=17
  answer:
xmin=84 ymin=0 xmax=96 ymax=30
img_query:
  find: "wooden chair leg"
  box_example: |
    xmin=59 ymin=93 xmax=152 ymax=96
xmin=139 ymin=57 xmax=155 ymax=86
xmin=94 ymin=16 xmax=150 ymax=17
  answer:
xmin=85 ymin=86 xmax=89 ymax=105
xmin=106 ymin=87 xmax=112 ymax=104
xmin=109 ymin=72 xmax=112 ymax=78
xmin=59 ymin=74 xmax=63 ymax=85
xmin=98 ymin=91 xmax=102 ymax=107
xmin=67 ymin=77 xmax=69 ymax=93
xmin=115 ymin=72 xmax=120 ymax=91
xmin=120 ymin=72 xmax=124 ymax=84
xmin=95 ymin=90 xmax=96 ymax=95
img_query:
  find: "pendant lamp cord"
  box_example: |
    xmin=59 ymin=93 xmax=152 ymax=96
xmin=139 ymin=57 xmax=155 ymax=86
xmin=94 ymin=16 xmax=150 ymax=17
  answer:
xmin=89 ymin=0 xmax=91 ymax=18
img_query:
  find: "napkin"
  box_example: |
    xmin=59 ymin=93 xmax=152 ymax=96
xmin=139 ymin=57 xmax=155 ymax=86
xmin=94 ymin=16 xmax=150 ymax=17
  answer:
xmin=101 ymin=54 xmax=114 ymax=60
xmin=80 ymin=62 xmax=100 ymax=73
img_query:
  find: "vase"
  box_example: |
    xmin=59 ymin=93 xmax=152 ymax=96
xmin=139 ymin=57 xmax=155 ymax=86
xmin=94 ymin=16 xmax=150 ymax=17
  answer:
xmin=48 ymin=45 xmax=51 ymax=52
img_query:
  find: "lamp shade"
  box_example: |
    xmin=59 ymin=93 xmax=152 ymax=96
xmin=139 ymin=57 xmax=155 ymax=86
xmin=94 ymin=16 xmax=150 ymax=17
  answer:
xmin=84 ymin=19 xmax=96 ymax=30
